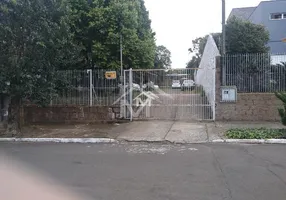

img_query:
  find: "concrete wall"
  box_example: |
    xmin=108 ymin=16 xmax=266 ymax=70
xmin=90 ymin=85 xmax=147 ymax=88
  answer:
xmin=215 ymin=57 xmax=282 ymax=121
xmin=23 ymin=106 xmax=116 ymax=125
xmin=195 ymin=35 xmax=219 ymax=119
xmin=216 ymin=93 xmax=282 ymax=121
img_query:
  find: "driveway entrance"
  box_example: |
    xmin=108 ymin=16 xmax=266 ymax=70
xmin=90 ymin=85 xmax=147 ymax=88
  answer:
xmin=123 ymin=68 xmax=215 ymax=121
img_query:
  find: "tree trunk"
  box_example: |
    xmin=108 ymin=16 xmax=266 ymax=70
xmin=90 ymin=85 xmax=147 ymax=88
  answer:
xmin=6 ymin=96 xmax=21 ymax=136
xmin=1 ymin=95 xmax=9 ymax=129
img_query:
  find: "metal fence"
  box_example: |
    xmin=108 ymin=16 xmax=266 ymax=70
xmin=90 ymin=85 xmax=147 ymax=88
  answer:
xmin=50 ymin=69 xmax=121 ymax=106
xmin=47 ymin=67 xmax=216 ymax=120
xmin=222 ymin=53 xmax=286 ymax=93
xmin=123 ymin=68 xmax=215 ymax=121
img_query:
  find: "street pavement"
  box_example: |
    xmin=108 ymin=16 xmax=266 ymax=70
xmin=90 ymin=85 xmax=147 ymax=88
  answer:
xmin=1 ymin=143 xmax=286 ymax=200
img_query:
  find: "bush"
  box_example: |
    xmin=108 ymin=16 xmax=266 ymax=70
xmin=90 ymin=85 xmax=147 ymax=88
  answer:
xmin=226 ymin=128 xmax=286 ymax=139
xmin=275 ymin=92 xmax=286 ymax=126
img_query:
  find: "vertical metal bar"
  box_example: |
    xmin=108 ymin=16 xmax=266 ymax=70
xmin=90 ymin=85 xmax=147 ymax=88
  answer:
xmin=279 ymin=53 xmax=281 ymax=91
xmin=129 ymin=68 xmax=133 ymax=121
xmin=81 ymin=71 xmax=83 ymax=105
xmin=123 ymin=70 xmax=126 ymax=118
xmin=260 ymin=53 xmax=262 ymax=92
xmin=213 ymin=63 xmax=216 ymax=121
xmin=106 ymin=70 xmax=108 ymax=106
xmin=222 ymin=55 xmax=226 ymax=85
xmin=119 ymin=34 xmax=124 ymax=118
xmin=245 ymin=54 xmax=248 ymax=92
xmin=120 ymin=34 xmax=123 ymax=79
xmin=263 ymin=53 xmax=266 ymax=92
xmin=89 ymin=69 xmax=93 ymax=106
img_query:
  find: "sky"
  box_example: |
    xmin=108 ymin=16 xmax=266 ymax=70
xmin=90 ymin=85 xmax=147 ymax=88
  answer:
xmin=144 ymin=0 xmax=264 ymax=68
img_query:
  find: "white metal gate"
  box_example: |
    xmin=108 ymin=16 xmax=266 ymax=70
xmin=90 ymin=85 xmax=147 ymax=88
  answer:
xmin=123 ymin=68 xmax=215 ymax=121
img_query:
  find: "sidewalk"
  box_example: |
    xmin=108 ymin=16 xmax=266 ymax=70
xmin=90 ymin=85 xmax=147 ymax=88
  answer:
xmin=115 ymin=121 xmax=285 ymax=143
xmin=115 ymin=121 xmax=217 ymax=143
xmin=0 ymin=120 xmax=285 ymax=144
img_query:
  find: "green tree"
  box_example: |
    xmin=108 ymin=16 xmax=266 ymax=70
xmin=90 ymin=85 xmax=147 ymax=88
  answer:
xmin=226 ymin=16 xmax=269 ymax=54
xmin=0 ymin=0 xmax=81 ymax=132
xmin=187 ymin=17 xmax=270 ymax=68
xmin=271 ymin=62 xmax=286 ymax=91
xmin=222 ymin=17 xmax=270 ymax=92
xmin=187 ymin=33 xmax=221 ymax=69
xmin=69 ymin=0 xmax=156 ymax=70
xmin=186 ymin=56 xmax=201 ymax=69
xmin=275 ymin=92 xmax=286 ymax=126
xmin=154 ymin=45 xmax=172 ymax=69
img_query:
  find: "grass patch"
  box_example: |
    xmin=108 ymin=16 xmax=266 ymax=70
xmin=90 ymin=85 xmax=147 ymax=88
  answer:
xmin=226 ymin=128 xmax=286 ymax=139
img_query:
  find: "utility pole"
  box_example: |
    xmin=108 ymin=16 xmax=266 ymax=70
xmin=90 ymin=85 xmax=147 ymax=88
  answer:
xmin=222 ymin=0 xmax=226 ymax=55
xmin=222 ymin=0 xmax=226 ymax=86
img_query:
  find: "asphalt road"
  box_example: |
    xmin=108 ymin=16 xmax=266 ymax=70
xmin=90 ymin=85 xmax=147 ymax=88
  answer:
xmin=1 ymin=143 xmax=286 ymax=200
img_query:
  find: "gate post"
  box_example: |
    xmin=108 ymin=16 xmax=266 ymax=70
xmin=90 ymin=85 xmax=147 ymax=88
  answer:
xmin=129 ymin=68 xmax=133 ymax=121
xmin=87 ymin=69 xmax=93 ymax=106
xmin=120 ymin=71 xmax=125 ymax=118
xmin=212 ymin=65 xmax=216 ymax=121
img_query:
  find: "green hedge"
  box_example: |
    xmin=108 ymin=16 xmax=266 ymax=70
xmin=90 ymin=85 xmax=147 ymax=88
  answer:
xmin=226 ymin=128 xmax=286 ymax=139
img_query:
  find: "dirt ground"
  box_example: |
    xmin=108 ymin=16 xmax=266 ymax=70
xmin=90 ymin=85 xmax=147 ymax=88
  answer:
xmin=0 ymin=123 xmax=122 ymax=138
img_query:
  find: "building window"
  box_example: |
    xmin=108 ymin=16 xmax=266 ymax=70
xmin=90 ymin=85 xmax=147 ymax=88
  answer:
xmin=270 ymin=13 xmax=282 ymax=20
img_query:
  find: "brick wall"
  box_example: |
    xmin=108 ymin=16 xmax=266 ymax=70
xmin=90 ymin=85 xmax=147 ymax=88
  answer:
xmin=23 ymin=106 xmax=116 ymax=124
xmin=216 ymin=93 xmax=282 ymax=121
xmin=215 ymin=57 xmax=282 ymax=121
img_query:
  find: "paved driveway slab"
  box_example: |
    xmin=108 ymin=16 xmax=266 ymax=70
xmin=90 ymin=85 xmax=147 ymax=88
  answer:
xmin=165 ymin=122 xmax=208 ymax=143
xmin=116 ymin=121 xmax=174 ymax=142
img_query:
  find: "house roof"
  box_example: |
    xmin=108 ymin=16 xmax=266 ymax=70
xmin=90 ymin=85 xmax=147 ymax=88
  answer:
xmin=228 ymin=7 xmax=256 ymax=20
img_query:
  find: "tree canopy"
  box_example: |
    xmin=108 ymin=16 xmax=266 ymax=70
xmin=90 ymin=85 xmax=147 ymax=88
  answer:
xmin=0 ymin=0 xmax=160 ymax=131
xmin=69 ymin=0 xmax=156 ymax=69
xmin=0 ymin=0 xmax=157 ymax=104
xmin=0 ymin=0 xmax=83 ymax=131
xmin=187 ymin=33 xmax=220 ymax=69
xmin=0 ymin=0 xmax=80 ymax=104
xmin=226 ymin=16 xmax=269 ymax=54
xmin=154 ymin=45 xmax=172 ymax=69
xmin=186 ymin=17 xmax=270 ymax=68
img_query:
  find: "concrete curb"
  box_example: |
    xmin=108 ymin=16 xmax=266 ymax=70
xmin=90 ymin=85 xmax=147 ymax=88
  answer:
xmin=265 ymin=139 xmax=286 ymax=144
xmin=212 ymin=139 xmax=286 ymax=144
xmin=0 ymin=138 xmax=116 ymax=144
xmin=1 ymin=138 xmax=286 ymax=145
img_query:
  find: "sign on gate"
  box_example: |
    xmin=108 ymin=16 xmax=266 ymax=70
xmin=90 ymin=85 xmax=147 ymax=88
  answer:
xmin=105 ymin=71 xmax=117 ymax=79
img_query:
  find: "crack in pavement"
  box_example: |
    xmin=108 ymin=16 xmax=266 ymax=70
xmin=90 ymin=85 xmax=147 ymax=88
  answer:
xmin=163 ymin=121 xmax=176 ymax=140
xmin=209 ymin=147 xmax=233 ymax=200
xmin=243 ymin=146 xmax=286 ymax=187
xmin=205 ymin=124 xmax=210 ymax=142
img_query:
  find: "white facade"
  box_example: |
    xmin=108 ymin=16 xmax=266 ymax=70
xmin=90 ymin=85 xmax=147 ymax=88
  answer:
xmin=195 ymin=35 xmax=220 ymax=120
xmin=271 ymin=54 xmax=286 ymax=65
